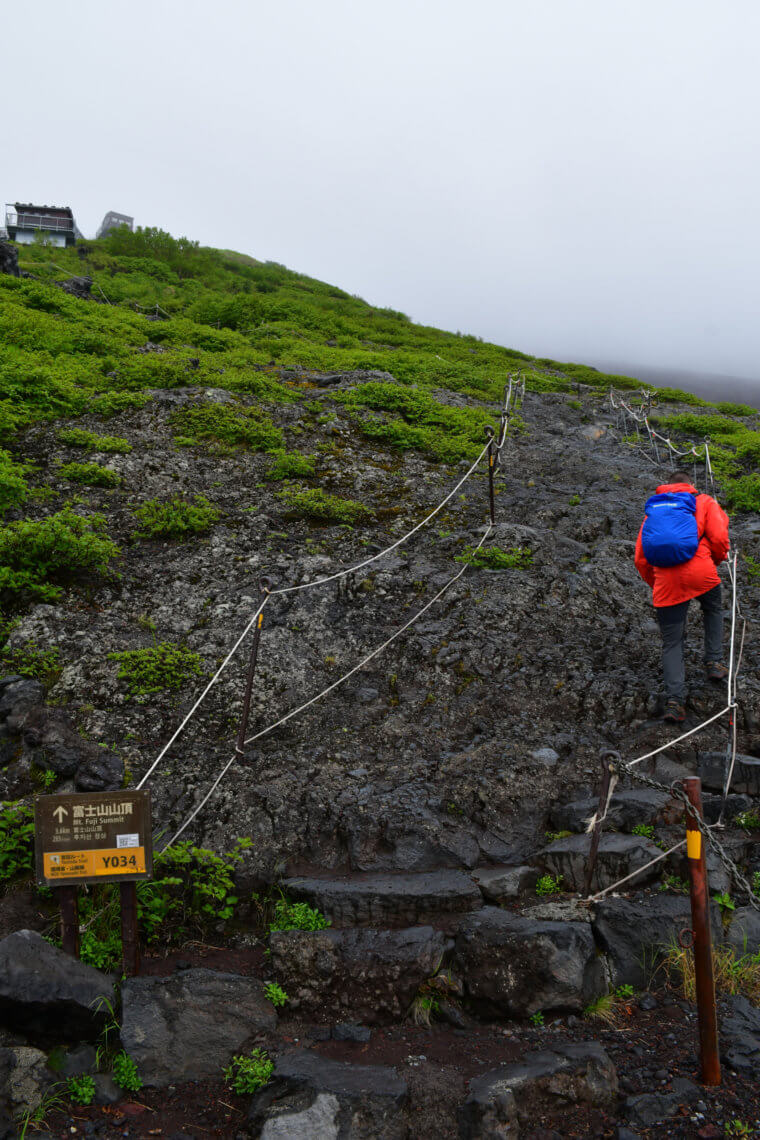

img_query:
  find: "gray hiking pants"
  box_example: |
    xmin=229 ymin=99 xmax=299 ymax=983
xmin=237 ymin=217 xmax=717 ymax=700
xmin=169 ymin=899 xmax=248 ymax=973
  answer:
xmin=654 ymin=584 xmax=723 ymax=703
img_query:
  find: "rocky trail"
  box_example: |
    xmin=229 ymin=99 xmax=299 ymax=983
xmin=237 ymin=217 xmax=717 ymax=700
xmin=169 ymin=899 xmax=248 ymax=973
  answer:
xmin=2 ymin=373 xmax=760 ymax=1137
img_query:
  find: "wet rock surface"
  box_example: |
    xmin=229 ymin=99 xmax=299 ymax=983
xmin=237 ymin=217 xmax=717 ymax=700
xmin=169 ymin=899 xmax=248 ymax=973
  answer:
xmin=269 ymin=926 xmax=448 ymax=1023
xmin=120 ymin=968 xmax=277 ymax=1085
xmin=0 ymin=930 xmax=114 ymax=1043
xmin=539 ymin=832 xmax=663 ymax=893
xmin=459 ymin=1041 xmax=618 ymax=1138
xmin=283 ymin=871 xmax=481 ymax=927
xmin=248 ymin=1049 xmax=408 ymax=1139
xmin=455 ymin=908 xmax=605 ymax=1016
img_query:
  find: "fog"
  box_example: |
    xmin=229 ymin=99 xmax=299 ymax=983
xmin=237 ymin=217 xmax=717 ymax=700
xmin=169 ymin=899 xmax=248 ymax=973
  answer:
xmin=4 ymin=0 xmax=760 ymax=390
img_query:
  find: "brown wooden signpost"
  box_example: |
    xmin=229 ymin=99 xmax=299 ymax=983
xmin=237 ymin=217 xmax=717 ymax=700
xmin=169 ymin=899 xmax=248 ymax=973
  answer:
xmin=34 ymin=790 xmax=152 ymax=976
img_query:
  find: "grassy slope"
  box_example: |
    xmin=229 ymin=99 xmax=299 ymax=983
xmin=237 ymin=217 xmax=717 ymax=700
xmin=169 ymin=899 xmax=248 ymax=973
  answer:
xmin=1 ymin=225 xmax=759 ymax=556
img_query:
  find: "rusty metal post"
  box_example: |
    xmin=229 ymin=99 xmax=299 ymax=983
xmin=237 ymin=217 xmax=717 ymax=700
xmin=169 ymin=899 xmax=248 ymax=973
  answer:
xmin=485 ymin=428 xmax=495 ymax=526
xmin=235 ymin=580 xmax=271 ymax=757
xmin=683 ymin=776 xmax=721 ymax=1086
xmin=58 ymin=886 xmax=80 ymax=958
xmin=120 ymin=882 xmax=140 ymax=976
xmin=583 ymin=752 xmax=617 ymax=895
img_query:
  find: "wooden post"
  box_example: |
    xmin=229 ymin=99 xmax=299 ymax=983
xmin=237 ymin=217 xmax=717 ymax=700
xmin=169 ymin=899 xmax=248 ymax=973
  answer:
xmin=120 ymin=882 xmax=140 ymax=976
xmin=59 ymin=886 xmax=80 ymax=958
xmin=683 ymin=777 xmax=721 ymax=1086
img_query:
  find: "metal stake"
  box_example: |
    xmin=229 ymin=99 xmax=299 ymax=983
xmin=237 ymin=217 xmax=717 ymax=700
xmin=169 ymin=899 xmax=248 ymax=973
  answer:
xmin=682 ymin=777 xmax=721 ymax=1086
xmin=120 ymin=882 xmax=140 ymax=976
xmin=59 ymin=886 xmax=80 ymax=958
xmin=584 ymin=752 xmax=617 ymax=895
xmin=485 ymin=428 xmax=495 ymax=526
xmin=235 ymin=579 xmax=271 ymax=757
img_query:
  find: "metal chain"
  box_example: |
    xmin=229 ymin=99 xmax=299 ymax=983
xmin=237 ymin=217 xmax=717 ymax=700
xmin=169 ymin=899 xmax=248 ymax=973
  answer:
xmin=610 ymin=756 xmax=760 ymax=911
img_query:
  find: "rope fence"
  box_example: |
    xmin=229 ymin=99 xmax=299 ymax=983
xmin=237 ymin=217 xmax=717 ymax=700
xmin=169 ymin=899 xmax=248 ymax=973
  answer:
xmin=139 ymin=376 xmax=526 ymax=841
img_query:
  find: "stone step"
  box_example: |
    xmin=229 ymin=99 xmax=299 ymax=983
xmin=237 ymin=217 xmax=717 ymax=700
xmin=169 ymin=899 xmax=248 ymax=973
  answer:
xmin=537 ymin=832 xmax=664 ymax=894
xmin=268 ymin=925 xmax=449 ymax=1025
xmin=454 ymin=907 xmax=605 ymax=1017
xmin=283 ymin=870 xmax=481 ymax=928
xmin=249 ymin=1049 xmax=407 ymax=1139
xmin=550 ymin=787 xmax=675 ymax=833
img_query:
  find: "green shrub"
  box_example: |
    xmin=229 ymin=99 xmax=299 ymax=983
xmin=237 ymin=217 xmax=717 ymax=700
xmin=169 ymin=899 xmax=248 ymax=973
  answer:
xmin=0 ymin=508 xmax=119 ymax=604
xmin=58 ymin=428 xmax=132 ymax=453
xmin=223 ymin=1048 xmax=273 ymax=1095
xmin=632 ymin=823 xmax=655 ymax=839
xmin=133 ymin=494 xmax=220 ymax=538
xmin=455 ymin=544 xmax=532 ymax=569
xmin=269 ymin=896 xmax=330 ymax=933
xmin=264 ymin=982 xmax=289 ymax=1007
xmin=169 ymin=402 xmax=283 ymax=453
xmin=59 ymin=461 xmax=121 ymax=487
xmin=0 ymin=450 xmax=29 ymax=513
xmin=109 ymin=642 xmax=204 ymax=697
xmin=0 ymin=637 xmax=61 ymax=682
xmin=724 ymin=475 xmax=760 ymax=513
xmin=535 ymin=874 xmax=563 ymax=896
xmin=138 ymin=838 xmax=251 ymax=944
xmin=278 ymin=487 xmax=369 ymax=524
xmin=0 ymin=803 xmax=34 ymax=882
xmin=265 ymin=450 xmax=316 ymax=480
xmin=112 ymin=1051 xmax=142 ymax=1092
xmin=715 ymin=401 xmax=757 ymax=416
xmin=67 ymin=1075 xmax=96 ymax=1105
xmin=89 ymin=390 xmax=151 ymax=417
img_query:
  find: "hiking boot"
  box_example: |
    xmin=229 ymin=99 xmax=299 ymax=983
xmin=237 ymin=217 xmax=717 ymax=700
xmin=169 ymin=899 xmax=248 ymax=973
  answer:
xmin=663 ymin=699 xmax=686 ymax=724
xmin=706 ymin=661 xmax=728 ymax=683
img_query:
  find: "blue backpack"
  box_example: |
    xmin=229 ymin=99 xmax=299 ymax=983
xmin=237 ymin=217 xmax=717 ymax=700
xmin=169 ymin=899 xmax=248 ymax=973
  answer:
xmin=641 ymin=492 xmax=700 ymax=567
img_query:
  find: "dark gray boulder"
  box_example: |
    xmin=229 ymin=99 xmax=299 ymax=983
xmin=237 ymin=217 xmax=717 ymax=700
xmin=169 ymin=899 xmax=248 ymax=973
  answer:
xmin=721 ymin=994 xmax=760 ymax=1072
xmin=539 ymin=832 xmax=663 ymax=893
xmin=725 ymin=907 xmax=760 ymax=956
xmin=0 ymin=679 xmax=45 ymax=727
xmin=591 ymin=894 xmax=723 ymax=988
xmin=696 ymin=752 xmax=760 ymax=796
xmin=120 ymin=968 xmax=277 ymax=1086
xmin=0 ymin=930 xmax=113 ymax=1043
xmin=249 ymin=1048 xmax=407 ymax=1139
xmin=283 ymin=870 xmax=480 ymax=928
xmin=550 ymin=788 xmax=672 ymax=834
xmin=0 ymin=243 xmax=19 ymax=277
xmin=455 ymin=908 xmax=605 ymax=1016
xmin=458 ymin=1042 xmax=617 ymax=1137
xmin=625 ymin=1077 xmax=700 ymax=1128
xmin=471 ymin=865 xmax=539 ymax=904
xmin=269 ymin=925 xmax=447 ymax=1023
xmin=74 ymin=746 xmax=124 ymax=791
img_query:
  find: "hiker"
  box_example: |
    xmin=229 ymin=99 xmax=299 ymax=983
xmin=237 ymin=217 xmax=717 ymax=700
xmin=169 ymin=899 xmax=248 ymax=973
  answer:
xmin=634 ymin=470 xmax=730 ymax=724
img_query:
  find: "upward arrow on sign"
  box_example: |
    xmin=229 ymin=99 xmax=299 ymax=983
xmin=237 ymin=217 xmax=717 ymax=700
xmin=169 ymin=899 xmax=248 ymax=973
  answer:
xmin=53 ymin=806 xmax=68 ymax=823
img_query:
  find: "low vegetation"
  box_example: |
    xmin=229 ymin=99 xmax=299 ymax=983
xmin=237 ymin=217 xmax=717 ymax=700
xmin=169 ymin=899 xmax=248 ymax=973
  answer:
xmin=0 ymin=508 xmax=119 ymax=605
xmin=456 ymin=544 xmax=532 ymax=569
xmin=223 ymin=1048 xmax=273 ymax=1094
xmin=132 ymin=494 xmax=220 ymax=539
xmin=58 ymin=428 xmax=132 ymax=453
xmin=169 ymin=401 xmax=283 ymax=453
xmin=58 ymin=461 xmax=121 ymax=487
xmin=278 ymin=486 xmax=370 ymax=524
xmin=109 ymin=642 xmax=204 ymax=697
xmin=664 ymin=940 xmax=760 ymax=1006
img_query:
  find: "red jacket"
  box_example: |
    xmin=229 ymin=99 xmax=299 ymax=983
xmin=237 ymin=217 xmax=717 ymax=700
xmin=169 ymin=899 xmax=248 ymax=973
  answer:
xmin=634 ymin=482 xmax=729 ymax=608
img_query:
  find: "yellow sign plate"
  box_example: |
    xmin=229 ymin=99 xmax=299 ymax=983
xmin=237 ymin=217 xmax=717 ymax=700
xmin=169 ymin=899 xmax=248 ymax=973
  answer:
xmin=43 ymin=847 xmax=146 ymax=881
xmin=686 ymin=830 xmax=702 ymax=859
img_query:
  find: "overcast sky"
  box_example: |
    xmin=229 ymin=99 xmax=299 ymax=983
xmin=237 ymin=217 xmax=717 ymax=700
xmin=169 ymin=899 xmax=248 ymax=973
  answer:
xmin=5 ymin=1 xmax=760 ymax=385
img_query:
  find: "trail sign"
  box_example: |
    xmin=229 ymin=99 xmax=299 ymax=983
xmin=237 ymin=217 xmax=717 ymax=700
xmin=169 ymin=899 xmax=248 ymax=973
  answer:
xmin=34 ymin=790 xmax=153 ymax=888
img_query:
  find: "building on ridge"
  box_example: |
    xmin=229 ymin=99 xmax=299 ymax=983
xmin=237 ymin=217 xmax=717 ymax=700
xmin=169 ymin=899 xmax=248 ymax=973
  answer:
xmin=4 ymin=203 xmax=77 ymax=247
xmin=96 ymin=211 xmax=134 ymax=239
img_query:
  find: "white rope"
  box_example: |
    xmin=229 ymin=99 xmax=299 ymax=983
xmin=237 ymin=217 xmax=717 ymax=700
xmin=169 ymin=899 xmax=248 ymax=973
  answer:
xmin=135 ymin=427 xmax=503 ymax=790
xmin=625 ymin=705 xmax=732 ymax=768
xmin=584 ymin=772 xmax=619 ymax=833
xmin=587 ymin=838 xmax=686 ymax=902
xmin=135 ymin=599 xmax=268 ymax=790
xmin=164 ymin=523 xmax=493 ymax=847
